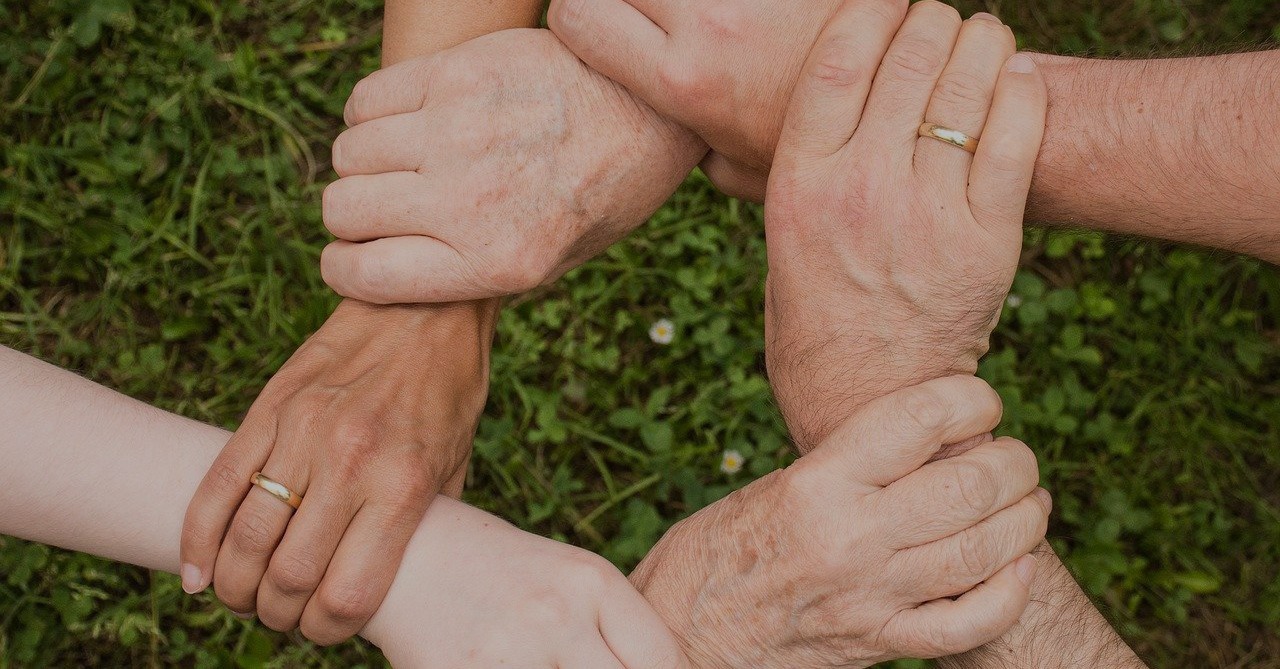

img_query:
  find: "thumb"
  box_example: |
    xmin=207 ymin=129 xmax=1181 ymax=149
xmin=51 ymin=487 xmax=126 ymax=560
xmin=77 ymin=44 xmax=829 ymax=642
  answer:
xmin=794 ymin=376 xmax=1004 ymax=489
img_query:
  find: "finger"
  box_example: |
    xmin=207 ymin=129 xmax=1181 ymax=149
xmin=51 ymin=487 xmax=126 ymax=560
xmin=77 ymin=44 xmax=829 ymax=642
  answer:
xmin=599 ymin=587 xmax=689 ymax=669
xmin=180 ymin=417 xmax=276 ymax=596
xmin=211 ymin=457 xmax=308 ymax=616
xmin=255 ymin=481 xmax=357 ymax=632
xmin=320 ymin=237 xmax=483 ymax=305
xmin=796 ymin=376 xmax=1003 ymax=490
xmin=323 ymin=172 xmax=435 ymax=242
xmin=899 ymin=488 xmax=1051 ymax=599
xmin=699 ymin=152 xmax=767 ymax=203
xmin=548 ymin=0 xmax=669 ymax=113
xmin=560 ymin=641 xmax=627 ymax=669
xmin=775 ymin=0 xmax=909 ymax=161
xmin=856 ymin=0 xmax=962 ymax=162
xmin=300 ymin=502 xmax=424 ymax=645
xmin=967 ymin=53 xmax=1048 ymax=230
xmin=331 ymin=113 xmax=430 ymax=178
xmin=877 ymin=436 xmax=1040 ymax=547
xmin=881 ymin=554 xmax=1037 ymax=658
xmin=914 ymin=13 xmax=1016 ymax=185
xmin=343 ymin=56 xmax=438 ymax=127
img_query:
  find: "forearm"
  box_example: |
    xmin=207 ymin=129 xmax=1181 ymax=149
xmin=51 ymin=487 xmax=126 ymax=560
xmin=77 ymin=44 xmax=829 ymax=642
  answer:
xmin=1029 ymin=51 xmax=1280 ymax=262
xmin=0 ymin=345 xmax=454 ymax=651
xmin=382 ymin=0 xmax=544 ymax=64
xmin=939 ymin=543 xmax=1146 ymax=669
xmin=319 ymin=0 xmax=544 ymax=491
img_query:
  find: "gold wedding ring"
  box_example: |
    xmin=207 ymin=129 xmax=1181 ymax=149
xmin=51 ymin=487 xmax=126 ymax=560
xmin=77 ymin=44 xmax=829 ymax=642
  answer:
xmin=251 ymin=472 xmax=303 ymax=510
xmin=918 ymin=122 xmax=979 ymax=154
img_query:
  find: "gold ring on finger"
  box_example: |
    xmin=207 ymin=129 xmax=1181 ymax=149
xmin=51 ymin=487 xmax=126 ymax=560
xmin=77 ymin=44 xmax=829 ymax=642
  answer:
xmin=918 ymin=122 xmax=979 ymax=154
xmin=250 ymin=472 xmax=303 ymax=510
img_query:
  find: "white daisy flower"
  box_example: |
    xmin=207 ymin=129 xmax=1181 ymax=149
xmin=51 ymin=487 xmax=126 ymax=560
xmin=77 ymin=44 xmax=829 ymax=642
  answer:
xmin=720 ymin=449 xmax=745 ymax=475
xmin=649 ymin=319 xmax=675 ymax=345
xmin=1006 ymin=294 xmax=1023 ymax=309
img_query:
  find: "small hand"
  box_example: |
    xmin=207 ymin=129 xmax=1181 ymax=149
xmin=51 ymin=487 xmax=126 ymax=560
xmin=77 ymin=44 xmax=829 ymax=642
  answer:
xmin=763 ymin=4 xmax=1047 ymax=449
xmin=363 ymin=497 xmax=687 ymax=669
xmin=180 ymin=299 xmax=495 ymax=644
xmin=632 ymin=376 xmax=1050 ymax=668
xmin=321 ymin=28 xmax=706 ymax=304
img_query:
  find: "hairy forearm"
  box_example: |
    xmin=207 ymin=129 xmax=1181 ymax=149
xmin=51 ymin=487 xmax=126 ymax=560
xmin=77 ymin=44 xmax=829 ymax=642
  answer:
xmin=1029 ymin=51 xmax=1280 ymax=261
xmin=940 ymin=543 xmax=1146 ymax=669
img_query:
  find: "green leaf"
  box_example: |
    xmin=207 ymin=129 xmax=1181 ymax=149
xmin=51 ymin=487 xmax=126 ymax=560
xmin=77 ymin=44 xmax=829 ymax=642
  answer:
xmin=640 ymin=421 xmax=673 ymax=452
xmin=608 ymin=408 xmax=645 ymax=430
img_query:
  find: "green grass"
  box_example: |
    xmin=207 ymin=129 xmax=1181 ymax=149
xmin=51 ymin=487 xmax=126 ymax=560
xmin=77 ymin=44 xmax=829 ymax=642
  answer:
xmin=2 ymin=0 xmax=1279 ymax=667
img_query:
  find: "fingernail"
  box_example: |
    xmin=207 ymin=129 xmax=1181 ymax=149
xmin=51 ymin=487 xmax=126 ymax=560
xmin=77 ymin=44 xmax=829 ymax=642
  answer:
xmin=1034 ymin=487 xmax=1053 ymax=514
xmin=1006 ymin=53 xmax=1036 ymax=74
xmin=233 ymin=611 xmax=255 ymax=620
xmin=1016 ymin=554 xmax=1038 ymax=585
xmin=971 ymin=12 xmax=1000 ymax=22
xmin=180 ymin=563 xmax=206 ymax=595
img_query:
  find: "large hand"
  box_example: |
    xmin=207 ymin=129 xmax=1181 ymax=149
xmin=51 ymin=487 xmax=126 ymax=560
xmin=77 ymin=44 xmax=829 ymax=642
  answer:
xmin=180 ymin=299 xmax=495 ymax=644
xmin=632 ymin=377 xmax=1050 ymax=668
xmin=549 ymin=0 xmax=855 ymax=199
xmin=320 ymin=28 xmax=706 ymax=304
xmin=763 ymin=4 xmax=1047 ymax=449
xmin=363 ymin=497 xmax=686 ymax=669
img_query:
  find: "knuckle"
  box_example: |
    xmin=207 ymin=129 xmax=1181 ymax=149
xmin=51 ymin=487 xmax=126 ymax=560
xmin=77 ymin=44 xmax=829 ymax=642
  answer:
xmin=330 ymin=130 xmax=355 ymax=177
xmin=885 ymin=37 xmax=949 ymax=81
xmin=954 ymin=527 xmax=995 ymax=582
xmin=228 ymin=509 xmax=280 ymax=556
xmin=979 ymin=136 xmax=1029 ymax=179
xmin=776 ymin=464 xmax=826 ymax=506
xmin=548 ymin=0 xmax=588 ymax=34
xmin=974 ymin=379 xmax=1004 ymax=424
xmin=266 ymin=554 xmax=325 ymax=597
xmin=919 ymin=622 xmax=967 ymax=657
xmin=391 ymin=469 xmax=436 ymax=510
xmin=694 ymin=2 xmax=748 ymax=42
xmin=966 ymin=14 xmax=1013 ymax=44
xmin=331 ymin=415 xmax=380 ymax=452
xmin=808 ymin=34 xmax=874 ymax=90
xmin=1001 ymin=438 xmax=1039 ymax=480
xmin=946 ymin=459 xmax=998 ymax=516
xmin=914 ymin=0 xmax=962 ymax=25
xmin=518 ymin=587 xmax=575 ymax=630
xmin=562 ymin=552 xmax=623 ymax=596
xmin=932 ymin=70 xmax=991 ymax=111
xmin=257 ymin=612 xmax=294 ymax=633
xmin=343 ymin=78 xmax=369 ymax=127
xmin=207 ymin=458 xmax=248 ymax=495
xmin=315 ymin=581 xmax=379 ymax=626
xmin=893 ymin=386 xmax=950 ymax=435
xmin=656 ymin=59 xmax=712 ymax=106
xmin=435 ymin=54 xmax=482 ymax=92
xmin=489 ymin=251 xmax=547 ymax=295
xmin=348 ymin=254 xmax=392 ymax=302
xmin=321 ymin=180 xmax=354 ymax=237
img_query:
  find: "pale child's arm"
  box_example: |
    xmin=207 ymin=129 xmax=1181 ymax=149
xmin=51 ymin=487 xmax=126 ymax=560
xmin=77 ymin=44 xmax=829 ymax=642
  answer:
xmin=0 ymin=345 xmax=686 ymax=668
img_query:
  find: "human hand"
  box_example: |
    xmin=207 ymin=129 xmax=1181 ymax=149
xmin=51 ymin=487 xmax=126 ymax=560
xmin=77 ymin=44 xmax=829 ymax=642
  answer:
xmin=631 ymin=376 xmax=1049 ymax=668
xmin=549 ymin=0 xmax=857 ymax=200
xmin=363 ymin=496 xmax=687 ymax=669
xmin=762 ymin=4 xmax=1046 ymax=449
xmin=181 ymin=299 xmax=496 ymax=644
xmin=321 ymin=28 xmax=706 ymax=304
